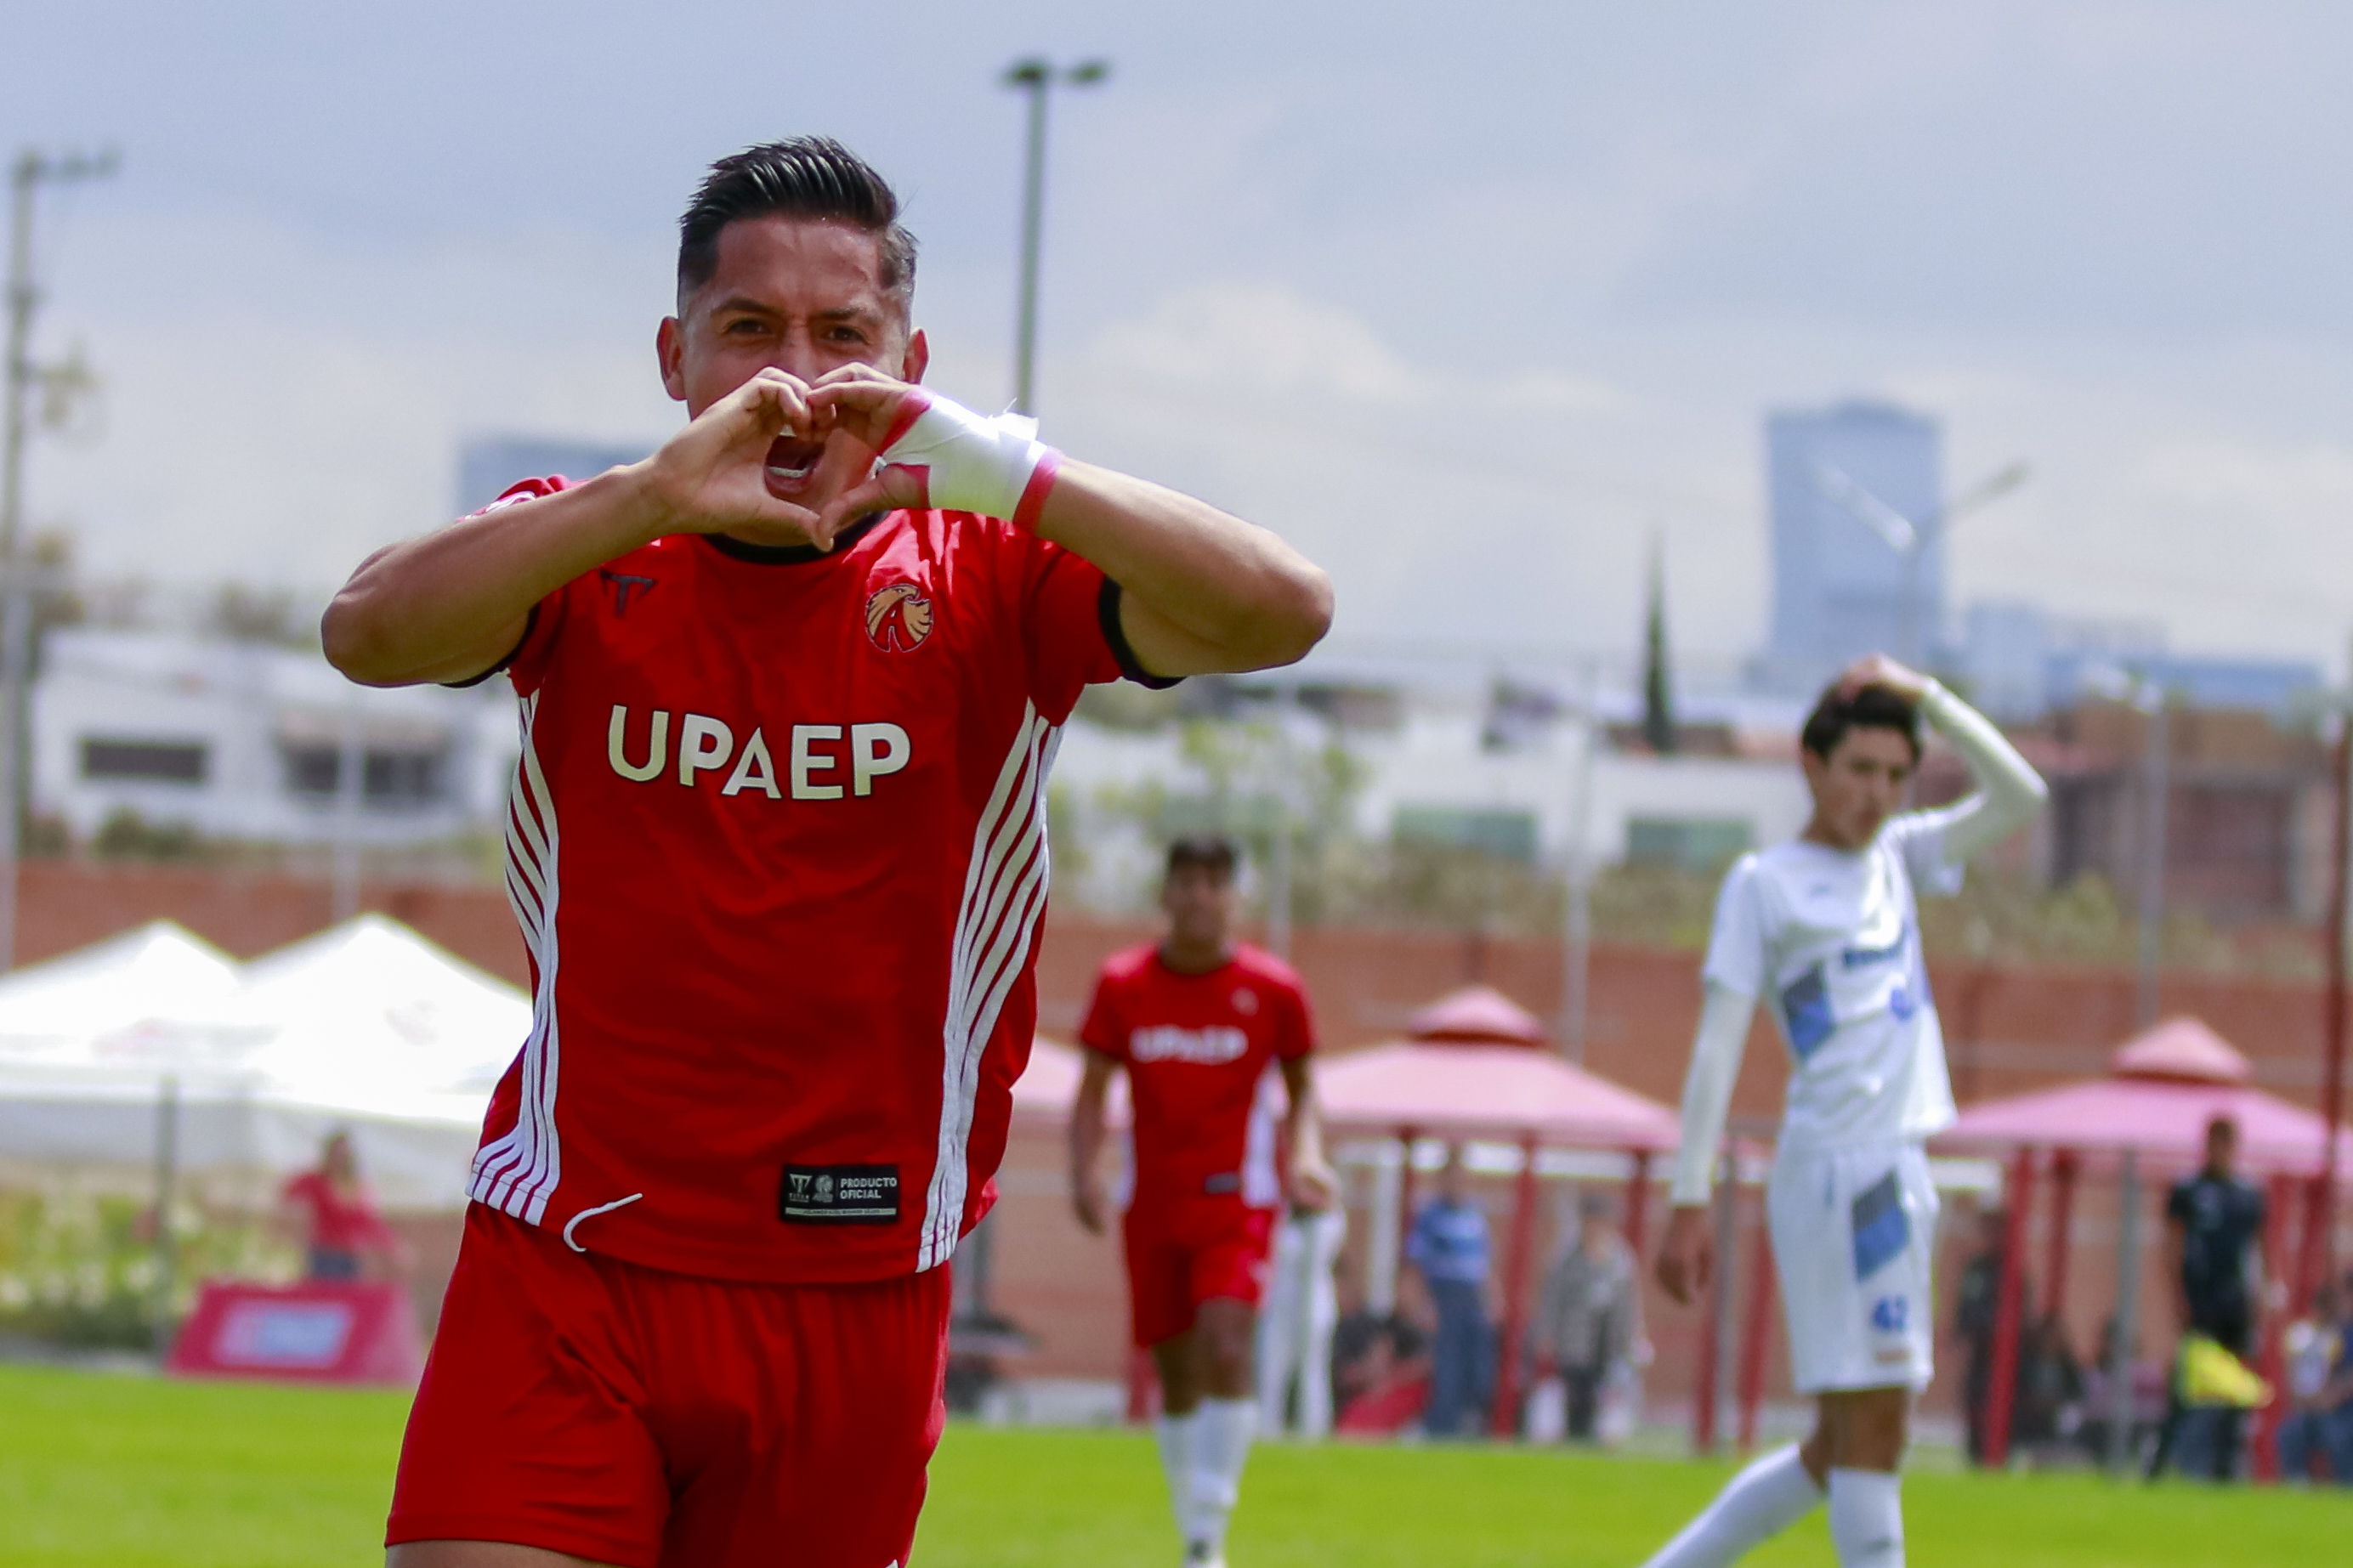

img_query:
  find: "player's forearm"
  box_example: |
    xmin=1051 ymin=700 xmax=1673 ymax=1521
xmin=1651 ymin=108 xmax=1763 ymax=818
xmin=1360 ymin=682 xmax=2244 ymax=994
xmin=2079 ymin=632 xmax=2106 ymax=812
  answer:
xmin=1033 ymin=460 xmax=1332 ymax=676
xmin=1282 ymin=1064 xmax=1327 ymax=1169
xmin=1067 ymin=1100 xmax=1107 ymax=1189
xmin=1920 ymin=680 xmax=2048 ymax=860
xmin=323 ymin=465 xmax=668 ymax=688
xmin=1667 ymin=984 xmax=1755 ymax=1205
xmin=1285 ymin=1103 xmax=1329 ymax=1194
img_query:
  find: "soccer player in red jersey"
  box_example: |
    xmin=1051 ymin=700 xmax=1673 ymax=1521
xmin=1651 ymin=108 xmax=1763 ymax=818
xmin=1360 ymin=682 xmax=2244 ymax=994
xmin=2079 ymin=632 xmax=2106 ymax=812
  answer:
xmin=322 ymin=139 xmax=1331 ymax=1568
xmin=1069 ymin=835 xmax=1334 ymax=1568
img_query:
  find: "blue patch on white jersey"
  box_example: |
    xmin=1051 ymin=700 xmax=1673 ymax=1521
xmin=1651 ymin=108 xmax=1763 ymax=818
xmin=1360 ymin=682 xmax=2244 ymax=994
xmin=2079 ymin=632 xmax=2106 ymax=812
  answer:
xmin=1851 ymin=1169 xmax=1910 ymax=1280
xmin=1781 ymin=966 xmax=1834 ymax=1059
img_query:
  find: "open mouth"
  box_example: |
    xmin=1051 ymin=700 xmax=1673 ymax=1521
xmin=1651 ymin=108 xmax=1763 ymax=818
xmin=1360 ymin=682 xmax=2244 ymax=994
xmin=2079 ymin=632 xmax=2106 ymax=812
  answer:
xmin=764 ymin=434 xmax=826 ymax=495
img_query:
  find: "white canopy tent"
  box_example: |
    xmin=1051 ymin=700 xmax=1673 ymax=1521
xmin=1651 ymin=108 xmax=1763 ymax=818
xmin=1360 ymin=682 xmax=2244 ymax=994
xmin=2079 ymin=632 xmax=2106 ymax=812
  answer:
xmin=0 ymin=916 xmax=527 ymax=1211
xmin=0 ymin=921 xmax=243 ymax=1059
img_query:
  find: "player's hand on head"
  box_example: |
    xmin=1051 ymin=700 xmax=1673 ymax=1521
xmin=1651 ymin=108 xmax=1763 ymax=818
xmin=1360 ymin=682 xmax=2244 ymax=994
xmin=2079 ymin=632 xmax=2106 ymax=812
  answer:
xmin=638 ymin=367 xmax=829 ymax=541
xmin=1837 ymin=653 xmax=1928 ymax=701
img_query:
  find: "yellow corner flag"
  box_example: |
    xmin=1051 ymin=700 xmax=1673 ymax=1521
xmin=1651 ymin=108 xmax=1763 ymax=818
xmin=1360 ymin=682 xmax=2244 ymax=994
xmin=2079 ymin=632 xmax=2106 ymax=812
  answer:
xmin=2178 ymin=1333 xmax=2273 ymax=1409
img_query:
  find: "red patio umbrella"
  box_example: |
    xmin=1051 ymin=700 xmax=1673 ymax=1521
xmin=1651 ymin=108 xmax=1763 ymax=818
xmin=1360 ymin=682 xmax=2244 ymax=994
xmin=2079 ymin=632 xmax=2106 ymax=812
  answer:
xmin=1932 ymin=1016 xmax=2353 ymax=1474
xmin=1938 ymin=1017 xmax=2353 ymax=1175
xmin=1318 ymin=985 xmax=1681 ymax=1438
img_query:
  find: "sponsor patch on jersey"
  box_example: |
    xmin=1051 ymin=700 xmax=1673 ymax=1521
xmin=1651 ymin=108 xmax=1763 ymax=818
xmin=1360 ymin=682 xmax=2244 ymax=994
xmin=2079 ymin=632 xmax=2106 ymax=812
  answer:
xmin=1851 ymin=1169 xmax=1911 ymax=1280
xmin=1130 ymin=1024 xmax=1250 ymax=1064
xmin=780 ymin=1163 xmax=901 ymax=1225
xmin=1840 ymin=925 xmax=1907 ymax=969
xmin=865 ymin=581 xmax=934 ymax=652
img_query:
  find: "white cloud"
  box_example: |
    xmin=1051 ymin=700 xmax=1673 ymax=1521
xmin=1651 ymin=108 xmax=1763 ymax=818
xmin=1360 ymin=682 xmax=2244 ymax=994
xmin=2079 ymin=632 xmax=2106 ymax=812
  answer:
xmin=1086 ymin=282 xmax=1628 ymax=416
xmin=1090 ymin=284 xmax=1420 ymax=403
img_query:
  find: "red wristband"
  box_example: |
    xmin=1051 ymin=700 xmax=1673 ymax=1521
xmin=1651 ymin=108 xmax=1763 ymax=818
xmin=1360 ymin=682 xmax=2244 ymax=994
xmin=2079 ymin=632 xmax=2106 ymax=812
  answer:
xmin=1010 ymin=448 xmax=1063 ymax=534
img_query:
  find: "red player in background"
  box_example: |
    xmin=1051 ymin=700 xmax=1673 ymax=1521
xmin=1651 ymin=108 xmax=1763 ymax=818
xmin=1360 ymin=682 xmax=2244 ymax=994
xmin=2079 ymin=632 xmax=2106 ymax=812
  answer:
xmin=1071 ymin=835 xmax=1335 ymax=1568
xmin=279 ymin=1129 xmax=411 ymax=1282
xmin=324 ymin=138 xmax=1330 ymax=1568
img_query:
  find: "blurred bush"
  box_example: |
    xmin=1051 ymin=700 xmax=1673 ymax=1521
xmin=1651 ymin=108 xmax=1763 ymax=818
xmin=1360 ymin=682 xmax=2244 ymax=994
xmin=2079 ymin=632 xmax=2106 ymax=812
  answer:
xmin=0 ymin=1186 xmax=298 ymax=1350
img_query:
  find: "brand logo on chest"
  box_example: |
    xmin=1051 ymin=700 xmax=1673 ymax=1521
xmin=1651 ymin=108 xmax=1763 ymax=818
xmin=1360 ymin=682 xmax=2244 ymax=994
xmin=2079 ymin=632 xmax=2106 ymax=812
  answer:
xmin=865 ymin=582 xmax=933 ymax=652
xmin=598 ymin=569 xmax=657 ymax=617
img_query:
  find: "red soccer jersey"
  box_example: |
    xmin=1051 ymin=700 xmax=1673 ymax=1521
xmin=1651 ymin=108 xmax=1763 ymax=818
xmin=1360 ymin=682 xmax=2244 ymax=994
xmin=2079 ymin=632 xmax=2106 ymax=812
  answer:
xmin=463 ymin=478 xmax=1161 ymax=1284
xmin=281 ymin=1171 xmax=394 ymax=1253
xmin=1078 ymin=943 xmax=1316 ymax=1211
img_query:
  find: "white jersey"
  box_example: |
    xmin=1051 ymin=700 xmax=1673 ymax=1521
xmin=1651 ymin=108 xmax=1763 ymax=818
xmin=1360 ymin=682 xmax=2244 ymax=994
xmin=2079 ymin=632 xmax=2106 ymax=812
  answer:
xmin=1702 ymin=807 xmax=1967 ymax=1152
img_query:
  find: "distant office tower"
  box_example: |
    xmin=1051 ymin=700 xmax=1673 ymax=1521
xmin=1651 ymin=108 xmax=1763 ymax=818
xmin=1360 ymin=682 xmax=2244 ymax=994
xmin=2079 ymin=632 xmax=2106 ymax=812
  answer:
xmin=456 ymin=435 xmax=650 ymax=516
xmin=1755 ymin=400 xmax=1944 ymax=694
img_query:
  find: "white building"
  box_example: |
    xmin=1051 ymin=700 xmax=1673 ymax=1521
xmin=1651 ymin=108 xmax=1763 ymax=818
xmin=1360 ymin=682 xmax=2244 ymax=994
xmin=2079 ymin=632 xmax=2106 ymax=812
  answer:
xmin=32 ymin=630 xmax=519 ymax=846
xmin=1050 ymin=658 xmax=1813 ymax=906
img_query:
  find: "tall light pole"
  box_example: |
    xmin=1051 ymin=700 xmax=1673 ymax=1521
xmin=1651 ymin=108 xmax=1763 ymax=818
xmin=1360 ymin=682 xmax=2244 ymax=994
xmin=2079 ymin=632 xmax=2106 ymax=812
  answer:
xmin=2080 ymin=667 xmax=2174 ymax=1026
xmin=2133 ymin=686 xmax=2170 ymax=1027
xmin=973 ymin=54 xmax=1108 ymax=1333
xmin=1559 ymin=660 xmax=1599 ymax=1062
xmin=1812 ymin=459 xmax=2030 ymax=669
xmin=2 ymin=146 xmax=116 ymax=972
xmin=1002 ymin=56 xmax=1108 ymax=417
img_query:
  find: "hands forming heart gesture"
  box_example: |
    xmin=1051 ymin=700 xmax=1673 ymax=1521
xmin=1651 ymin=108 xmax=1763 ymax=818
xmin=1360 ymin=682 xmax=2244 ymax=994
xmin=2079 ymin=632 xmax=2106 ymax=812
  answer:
xmin=638 ymin=365 xmax=936 ymax=551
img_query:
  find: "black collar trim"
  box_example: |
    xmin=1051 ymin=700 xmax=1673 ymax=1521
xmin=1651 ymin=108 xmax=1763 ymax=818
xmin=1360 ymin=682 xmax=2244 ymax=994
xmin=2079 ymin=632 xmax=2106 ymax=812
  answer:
xmin=700 ymin=512 xmax=886 ymax=565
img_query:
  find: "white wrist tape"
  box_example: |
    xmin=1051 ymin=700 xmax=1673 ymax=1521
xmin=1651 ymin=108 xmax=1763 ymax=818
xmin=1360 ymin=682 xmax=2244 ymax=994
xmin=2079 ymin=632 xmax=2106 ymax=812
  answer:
xmin=876 ymin=392 xmax=1060 ymax=526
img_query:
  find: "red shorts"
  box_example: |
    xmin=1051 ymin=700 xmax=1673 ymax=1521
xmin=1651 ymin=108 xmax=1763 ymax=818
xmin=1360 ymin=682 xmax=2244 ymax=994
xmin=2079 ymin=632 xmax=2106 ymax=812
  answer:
xmin=388 ymin=1203 xmax=950 ymax=1568
xmin=1120 ymin=1196 xmax=1275 ymax=1348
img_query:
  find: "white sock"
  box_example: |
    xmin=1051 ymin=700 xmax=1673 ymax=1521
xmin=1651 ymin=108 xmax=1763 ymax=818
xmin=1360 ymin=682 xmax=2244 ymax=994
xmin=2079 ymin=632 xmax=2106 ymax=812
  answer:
xmin=1155 ymin=1410 xmax=1200 ymax=1541
xmin=1189 ymin=1396 xmax=1258 ymax=1549
xmin=1827 ymin=1469 xmax=1904 ymax=1568
xmin=1640 ymin=1445 xmax=1823 ymax=1568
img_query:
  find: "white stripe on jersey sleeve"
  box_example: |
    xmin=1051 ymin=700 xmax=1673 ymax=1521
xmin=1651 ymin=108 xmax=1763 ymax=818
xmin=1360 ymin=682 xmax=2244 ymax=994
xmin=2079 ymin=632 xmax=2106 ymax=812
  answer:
xmin=470 ymin=692 xmax=565 ymax=1225
xmin=919 ymin=704 xmax=1062 ymax=1271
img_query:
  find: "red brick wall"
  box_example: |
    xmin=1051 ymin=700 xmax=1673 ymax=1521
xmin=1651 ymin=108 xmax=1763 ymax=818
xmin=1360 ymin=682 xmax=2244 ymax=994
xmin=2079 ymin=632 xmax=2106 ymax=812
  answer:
xmin=18 ymin=859 xmax=529 ymax=985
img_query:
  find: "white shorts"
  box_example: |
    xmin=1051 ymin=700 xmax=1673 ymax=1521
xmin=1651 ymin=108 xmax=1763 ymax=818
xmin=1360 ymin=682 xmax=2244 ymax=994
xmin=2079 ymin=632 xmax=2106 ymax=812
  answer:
xmin=1766 ymin=1140 xmax=1939 ymax=1395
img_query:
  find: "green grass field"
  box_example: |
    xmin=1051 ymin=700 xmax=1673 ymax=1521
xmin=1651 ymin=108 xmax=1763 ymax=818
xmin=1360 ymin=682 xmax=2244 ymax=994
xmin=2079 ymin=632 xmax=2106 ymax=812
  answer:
xmin=0 ymin=1363 xmax=2343 ymax=1565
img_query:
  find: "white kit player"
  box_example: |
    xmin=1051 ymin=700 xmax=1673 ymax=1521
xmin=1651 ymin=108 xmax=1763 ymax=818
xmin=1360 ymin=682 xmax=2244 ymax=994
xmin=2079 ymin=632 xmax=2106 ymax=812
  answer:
xmin=1641 ymin=655 xmax=2045 ymax=1568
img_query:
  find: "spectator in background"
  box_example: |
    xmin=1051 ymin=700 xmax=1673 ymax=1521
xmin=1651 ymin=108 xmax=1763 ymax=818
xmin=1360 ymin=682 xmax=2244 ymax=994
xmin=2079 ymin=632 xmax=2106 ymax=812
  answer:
xmin=2278 ymin=1280 xmax=2353 ymax=1484
xmin=280 ymin=1129 xmax=408 ymax=1282
xmin=1406 ymin=1145 xmax=1493 ymax=1437
xmin=2077 ymin=1315 xmax=2164 ymax=1466
xmin=1951 ymin=1207 xmax=2013 ymax=1466
xmin=2010 ymin=1310 xmax=2085 ymax=1456
xmin=2146 ymin=1115 xmax=2270 ymax=1481
xmin=1331 ymin=1304 xmax=1432 ymax=1437
xmin=1529 ymin=1189 xmax=1644 ymax=1441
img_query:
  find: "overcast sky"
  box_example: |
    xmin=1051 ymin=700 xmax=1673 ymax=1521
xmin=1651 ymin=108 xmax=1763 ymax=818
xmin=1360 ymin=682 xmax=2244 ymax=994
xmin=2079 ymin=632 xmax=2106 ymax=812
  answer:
xmin=10 ymin=1 xmax=2353 ymax=676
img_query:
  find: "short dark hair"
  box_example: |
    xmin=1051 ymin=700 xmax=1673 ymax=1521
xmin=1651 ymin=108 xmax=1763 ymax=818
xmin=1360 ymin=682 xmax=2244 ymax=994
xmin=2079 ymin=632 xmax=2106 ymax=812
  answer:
xmin=677 ymin=138 xmax=918 ymax=314
xmin=1801 ymin=682 xmax=1921 ymax=763
xmin=1165 ymin=835 xmax=1238 ymax=881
